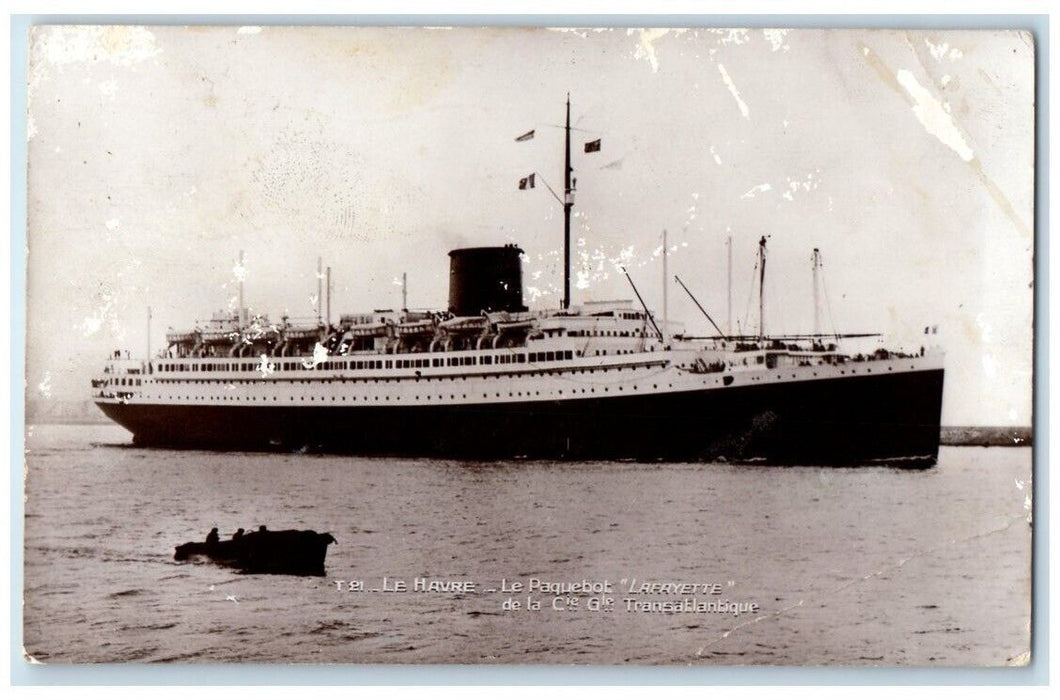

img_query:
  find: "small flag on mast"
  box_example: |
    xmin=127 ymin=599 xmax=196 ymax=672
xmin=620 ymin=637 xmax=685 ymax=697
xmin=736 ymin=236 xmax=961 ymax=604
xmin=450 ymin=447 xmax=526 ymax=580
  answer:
xmin=518 ymin=173 xmax=536 ymax=190
xmin=584 ymin=138 xmax=601 ymax=153
xmin=515 ymin=129 xmax=535 ymax=142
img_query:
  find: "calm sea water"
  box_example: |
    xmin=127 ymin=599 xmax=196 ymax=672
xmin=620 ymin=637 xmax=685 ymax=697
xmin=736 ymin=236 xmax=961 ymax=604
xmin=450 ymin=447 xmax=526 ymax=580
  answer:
xmin=22 ymin=424 xmax=1031 ymax=665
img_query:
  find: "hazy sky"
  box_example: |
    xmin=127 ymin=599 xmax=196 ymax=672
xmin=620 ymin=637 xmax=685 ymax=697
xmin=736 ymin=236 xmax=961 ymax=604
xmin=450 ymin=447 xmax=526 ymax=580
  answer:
xmin=25 ymin=26 xmax=1034 ymax=426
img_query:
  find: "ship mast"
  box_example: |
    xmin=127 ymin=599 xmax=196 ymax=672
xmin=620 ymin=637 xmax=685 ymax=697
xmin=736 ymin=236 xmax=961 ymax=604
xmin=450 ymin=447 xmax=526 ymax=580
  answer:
xmin=238 ymin=250 xmax=246 ymax=327
xmin=727 ymin=235 xmax=733 ymax=337
xmin=562 ymin=93 xmax=573 ymax=310
xmin=758 ymin=236 xmax=767 ymax=341
xmin=316 ymin=256 xmax=323 ymax=325
xmin=661 ymin=229 xmax=668 ymax=345
xmin=812 ymin=248 xmax=822 ymax=338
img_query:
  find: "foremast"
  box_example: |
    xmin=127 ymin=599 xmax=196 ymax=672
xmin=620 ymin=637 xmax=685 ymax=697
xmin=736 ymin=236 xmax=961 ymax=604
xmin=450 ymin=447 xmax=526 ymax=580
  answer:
xmin=562 ymin=94 xmax=573 ymax=310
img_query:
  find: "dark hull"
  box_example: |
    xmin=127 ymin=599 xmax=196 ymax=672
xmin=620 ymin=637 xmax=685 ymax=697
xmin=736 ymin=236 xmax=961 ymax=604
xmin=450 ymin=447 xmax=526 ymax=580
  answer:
xmin=98 ymin=369 xmax=944 ymax=466
xmin=174 ymin=530 xmax=336 ymax=576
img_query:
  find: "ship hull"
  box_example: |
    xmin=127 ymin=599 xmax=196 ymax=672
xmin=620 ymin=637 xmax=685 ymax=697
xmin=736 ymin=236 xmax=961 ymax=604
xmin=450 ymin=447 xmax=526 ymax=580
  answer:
xmin=96 ymin=368 xmax=944 ymax=466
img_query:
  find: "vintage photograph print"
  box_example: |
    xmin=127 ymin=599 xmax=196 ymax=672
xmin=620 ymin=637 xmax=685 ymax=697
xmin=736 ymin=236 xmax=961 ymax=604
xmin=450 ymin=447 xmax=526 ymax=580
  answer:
xmin=23 ymin=26 xmax=1033 ymax=665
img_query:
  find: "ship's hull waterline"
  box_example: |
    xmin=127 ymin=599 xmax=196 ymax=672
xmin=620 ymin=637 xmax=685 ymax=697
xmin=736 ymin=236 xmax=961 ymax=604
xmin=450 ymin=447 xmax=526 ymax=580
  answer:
xmin=96 ymin=368 xmax=944 ymax=466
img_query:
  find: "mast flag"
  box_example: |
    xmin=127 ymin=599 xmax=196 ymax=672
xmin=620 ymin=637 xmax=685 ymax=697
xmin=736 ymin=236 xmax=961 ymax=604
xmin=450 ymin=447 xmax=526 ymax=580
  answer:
xmin=515 ymin=94 xmax=582 ymax=309
xmin=584 ymin=139 xmax=601 ymax=153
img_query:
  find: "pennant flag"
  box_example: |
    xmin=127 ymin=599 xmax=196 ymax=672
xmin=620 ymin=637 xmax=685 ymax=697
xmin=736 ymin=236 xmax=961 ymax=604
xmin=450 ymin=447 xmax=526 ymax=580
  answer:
xmin=584 ymin=138 xmax=601 ymax=153
xmin=515 ymin=129 xmax=535 ymax=142
xmin=518 ymin=173 xmax=536 ymax=190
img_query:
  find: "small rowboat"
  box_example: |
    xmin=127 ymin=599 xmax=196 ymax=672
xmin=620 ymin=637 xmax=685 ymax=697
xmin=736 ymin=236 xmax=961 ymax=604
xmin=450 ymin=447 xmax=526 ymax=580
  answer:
xmin=174 ymin=528 xmax=337 ymax=576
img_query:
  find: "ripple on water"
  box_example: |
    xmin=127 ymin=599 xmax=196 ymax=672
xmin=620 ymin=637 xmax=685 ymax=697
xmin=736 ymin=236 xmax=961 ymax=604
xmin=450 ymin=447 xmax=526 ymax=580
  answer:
xmin=22 ymin=426 xmax=1033 ymax=666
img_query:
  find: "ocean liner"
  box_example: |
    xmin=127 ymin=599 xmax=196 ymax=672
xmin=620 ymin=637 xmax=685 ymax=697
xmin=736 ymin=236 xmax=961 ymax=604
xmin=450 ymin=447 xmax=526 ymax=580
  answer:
xmin=91 ymin=98 xmax=945 ymax=465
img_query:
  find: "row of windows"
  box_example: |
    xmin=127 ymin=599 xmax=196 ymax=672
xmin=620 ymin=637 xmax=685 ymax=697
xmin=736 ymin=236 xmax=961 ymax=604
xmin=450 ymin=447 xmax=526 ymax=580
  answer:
xmin=396 ymin=353 xmax=533 ymax=369
xmin=157 ymin=359 xmax=397 ymax=373
xmin=145 ymin=363 xmax=657 ymax=387
xmin=527 ymin=350 xmax=574 ymax=363
xmin=568 ymin=329 xmax=652 ymax=338
xmin=101 ymin=363 xmax=921 ymax=400
xmin=593 ymin=348 xmax=645 ymax=357
xmin=104 ymin=363 xmax=671 ymax=397
xmin=100 ymin=377 xmax=142 ymax=386
xmin=136 ymin=380 xmax=680 ymax=403
xmin=158 ymin=350 xmax=578 ymax=373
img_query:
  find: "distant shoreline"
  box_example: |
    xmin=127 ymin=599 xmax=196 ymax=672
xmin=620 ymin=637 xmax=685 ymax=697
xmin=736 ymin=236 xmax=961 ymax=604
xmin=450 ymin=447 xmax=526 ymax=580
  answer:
xmin=24 ymin=418 xmax=1033 ymax=447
